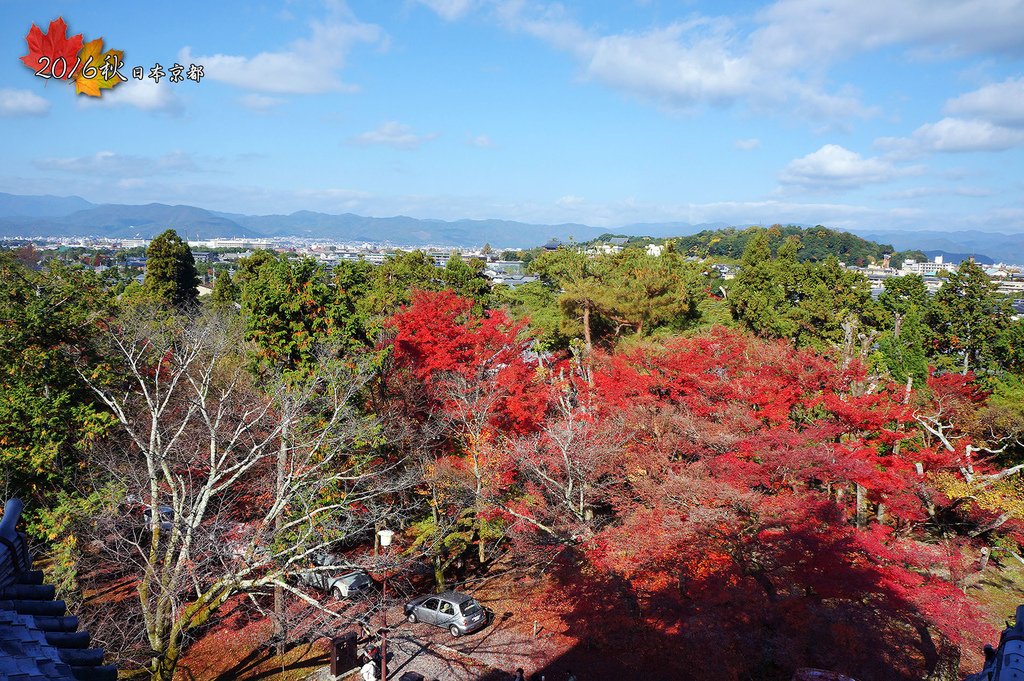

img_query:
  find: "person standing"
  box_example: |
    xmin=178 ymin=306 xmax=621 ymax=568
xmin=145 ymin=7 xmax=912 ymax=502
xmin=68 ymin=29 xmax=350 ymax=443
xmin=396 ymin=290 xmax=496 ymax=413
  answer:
xmin=512 ymin=669 xmax=525 ymax=681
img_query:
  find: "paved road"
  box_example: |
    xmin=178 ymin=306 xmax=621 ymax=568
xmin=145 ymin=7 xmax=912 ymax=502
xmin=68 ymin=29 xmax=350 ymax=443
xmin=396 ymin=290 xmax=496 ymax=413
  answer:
xmin=305 ymin=596 xmax=553 ymax=681
xmin=309 ymin=630 xmax=509 ymax=681
xmin=377 ymin=631 xmax=508 ymax=680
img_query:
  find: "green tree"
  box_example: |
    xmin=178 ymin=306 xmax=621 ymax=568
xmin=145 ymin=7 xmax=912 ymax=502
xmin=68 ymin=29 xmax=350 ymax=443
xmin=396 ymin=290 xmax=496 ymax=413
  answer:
xmin=928 ymin=260 xmax=1012 ymax=375
xmin=143 ymin=229 xmax=199 ymax=307
xmin=874 ymin=274 xmax=930 ymax=387
xmin=560 ymin=277 xmax=606 ymax=351
xmin=239 ymin=254 xmax=358 ymax=372
xmin=359 ymin=251 xmax=441 ymax=334
xmin=0 ymin=254 xmax=112 ymax=507
xmin=442 ymin=252 xmax=491 ymax=305
xmin=529 ymin=248 xmax=605 ymax=351
xmin=730 ymin=235 xmax=877 ymax=352
xmin=793 ymin=256 xmax=873 ymax=350
xmin=729 ymin=231 xmax=799 ymax=338
xmin=996 ymin=319 xmax=1024 ymax=375
xmin=237 ymin=253 xmax=363 ymax=651
xmin=330 ymin=260 xmax=374 ymax=352
xmin=672 ymin=224 xmax=893 ymax=265
xmin=210 ymin=269 xmax=238 ymax=310
xmin=497 ymin=281 xmax=572 ymax=351
xmin=598 ymin=249 xmax=700 ymax=337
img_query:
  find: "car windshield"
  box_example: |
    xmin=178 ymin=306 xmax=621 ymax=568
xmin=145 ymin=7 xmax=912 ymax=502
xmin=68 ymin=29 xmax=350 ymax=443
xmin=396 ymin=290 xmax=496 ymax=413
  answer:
xmin=340 ymin=572 xmax=366 ymax=584
xmin=459 ymin=599 xmax=480 ymax=615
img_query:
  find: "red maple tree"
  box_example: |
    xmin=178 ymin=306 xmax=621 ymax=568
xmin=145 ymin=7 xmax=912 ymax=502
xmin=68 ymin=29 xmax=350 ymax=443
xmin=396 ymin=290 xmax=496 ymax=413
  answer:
xmin=506 ymin=329 xmax=992 ymax=680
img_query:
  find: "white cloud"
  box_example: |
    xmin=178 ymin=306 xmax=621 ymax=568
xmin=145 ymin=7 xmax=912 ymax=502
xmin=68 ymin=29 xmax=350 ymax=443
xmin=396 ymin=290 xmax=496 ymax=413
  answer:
xmin=945 ymin=77 xmax=1024 ymax=127
xmin=779 ymin=144 xmax=898 ymax=190
xmin=581 ymin=23 xmax=756 ymax=107
xmin=79 ymin=79 xmax=183 ymax=114
xmin=484 ymin=0 xmax=1024 ymax=124
xmin=0 ymin=89 xmax=49 ymax=117
xmin=495 ymin=4 xmax=874 ymax=120
xmin=240 ymin=94 xmax=285 ymax=112
xmin=348 ymin=121 xmax=439 ymax=149
xmin=466 ymin=133 xmax=494 ymax=148
xmin=874 ymin=78 xmax=1024 ymax=158
xmin=415 ymin=0 xmax=478 ymax=21
xmin=911 ymin=117 xmax=1024 ymax=152
xmin=179 ymin=11 xmax=383 ymax=95
xmin=33 ymin=151 xmax=202 ymax=176
xmin=750 ymin=0 xmax=1024 ymax=68
xmin=880 ymin=186 xmax=994 ymax=200
xmin=878 ymin=117 xmax=1024 ymax=155
xmin=734 ymin=138 xmax=761 ymax=151
xmin=556 ymin=194 xmax=585 ymax=208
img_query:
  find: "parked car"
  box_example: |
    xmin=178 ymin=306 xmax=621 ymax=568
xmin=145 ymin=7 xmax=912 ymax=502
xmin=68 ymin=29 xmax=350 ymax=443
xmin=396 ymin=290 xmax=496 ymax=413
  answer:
xmin=296 ymin=551 xmax=375 ymax=598
xmin=297 ymin=568 xmax=374 ymax=599
xmin=142 ymin=505 xmax=174 ymax=532
xmin=403 ymin=591 xmax=489 ymax=637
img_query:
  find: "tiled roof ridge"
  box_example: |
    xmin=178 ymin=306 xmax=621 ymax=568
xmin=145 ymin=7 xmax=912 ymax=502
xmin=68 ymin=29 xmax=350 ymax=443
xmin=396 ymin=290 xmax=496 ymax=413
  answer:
xmin=0 ymin=498 xmax=117 ymax=681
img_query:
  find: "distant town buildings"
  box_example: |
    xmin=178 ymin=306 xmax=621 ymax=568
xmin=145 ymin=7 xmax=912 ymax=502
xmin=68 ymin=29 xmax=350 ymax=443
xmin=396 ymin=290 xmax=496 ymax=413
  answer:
xmin=900 ymin=256 xmax=958 ymax=276
xmin=5 ymin=234 xmax=1024 ymax=305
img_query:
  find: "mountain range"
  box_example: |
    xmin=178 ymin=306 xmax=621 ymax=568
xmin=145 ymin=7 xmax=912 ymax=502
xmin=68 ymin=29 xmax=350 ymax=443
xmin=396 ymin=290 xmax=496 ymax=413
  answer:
xmin=0 ymin=192 xmax=1020 ymax=263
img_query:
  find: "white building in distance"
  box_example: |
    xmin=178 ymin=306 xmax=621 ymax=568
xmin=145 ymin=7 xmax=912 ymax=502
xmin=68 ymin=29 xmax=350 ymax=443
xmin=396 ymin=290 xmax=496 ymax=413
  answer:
xmin=901 ymin=256 xmax=958 ymax=276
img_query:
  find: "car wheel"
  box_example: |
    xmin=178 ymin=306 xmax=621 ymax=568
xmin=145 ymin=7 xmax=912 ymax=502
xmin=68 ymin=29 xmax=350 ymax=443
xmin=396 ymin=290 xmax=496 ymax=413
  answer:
xmin=332 ymin=587 xmax=343 ymax=599
xmin=449 ymin=625 xmax=461 ymax=637
xmin=407 ymin=612 xmax=417 ymax=624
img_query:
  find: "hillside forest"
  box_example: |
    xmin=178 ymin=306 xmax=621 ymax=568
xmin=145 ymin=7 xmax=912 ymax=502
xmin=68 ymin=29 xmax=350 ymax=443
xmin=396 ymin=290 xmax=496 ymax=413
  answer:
xmin=2 ymin=225 xmax=1024 ymax=681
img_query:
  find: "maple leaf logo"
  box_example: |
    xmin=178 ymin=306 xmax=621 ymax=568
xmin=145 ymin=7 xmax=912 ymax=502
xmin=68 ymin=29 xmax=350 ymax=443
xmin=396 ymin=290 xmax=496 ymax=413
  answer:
xmin=74 ymin=39 xmax=125 ymax=97
xmin=20 ymin=17 xmax=84 ymax=80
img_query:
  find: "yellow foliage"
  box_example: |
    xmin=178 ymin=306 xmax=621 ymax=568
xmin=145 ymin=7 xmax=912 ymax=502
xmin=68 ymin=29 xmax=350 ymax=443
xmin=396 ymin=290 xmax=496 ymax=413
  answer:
xmin=931 ymin=472 xmax=1024 ymax=517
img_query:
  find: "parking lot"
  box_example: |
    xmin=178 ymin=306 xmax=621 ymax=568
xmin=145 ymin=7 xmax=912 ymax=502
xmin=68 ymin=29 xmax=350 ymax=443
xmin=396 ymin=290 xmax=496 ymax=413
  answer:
xmin=305 ymin=593 xmax=563 ymax=681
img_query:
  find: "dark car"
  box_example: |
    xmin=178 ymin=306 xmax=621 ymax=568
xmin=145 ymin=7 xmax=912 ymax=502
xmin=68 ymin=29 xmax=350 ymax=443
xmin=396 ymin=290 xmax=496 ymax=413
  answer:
xmin=142 ymin=505 xmax=174 ymax=532
xmin=403 ymin=591 xmax=489 ymax=637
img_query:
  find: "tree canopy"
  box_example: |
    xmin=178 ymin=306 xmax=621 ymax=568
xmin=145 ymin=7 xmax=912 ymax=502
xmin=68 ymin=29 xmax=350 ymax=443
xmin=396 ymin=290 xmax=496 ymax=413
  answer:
xmin=143 ymin=229 xmax=199 ymax=307
xmin=3 ymin=235 xmax=1024 ymax=681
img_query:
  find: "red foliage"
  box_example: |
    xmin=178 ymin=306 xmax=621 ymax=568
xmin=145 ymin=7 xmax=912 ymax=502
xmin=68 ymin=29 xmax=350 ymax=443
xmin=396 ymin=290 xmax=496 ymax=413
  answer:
xmin=509 ymin=329 xmax=992 ymax=679
xmin=387 ymin=289 xmax=548 ymax=435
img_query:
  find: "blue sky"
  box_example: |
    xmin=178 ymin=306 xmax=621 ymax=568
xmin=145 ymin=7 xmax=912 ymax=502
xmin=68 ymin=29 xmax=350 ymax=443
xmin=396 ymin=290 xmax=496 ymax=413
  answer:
xmin=1 ymin=0 xmax=1023 ymax=232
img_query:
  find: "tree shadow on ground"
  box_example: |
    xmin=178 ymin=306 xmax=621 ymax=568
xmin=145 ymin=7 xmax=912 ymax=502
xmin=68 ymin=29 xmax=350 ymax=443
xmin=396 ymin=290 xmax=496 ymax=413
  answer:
xmin=515 ymin=556 xmax=941 ymax=681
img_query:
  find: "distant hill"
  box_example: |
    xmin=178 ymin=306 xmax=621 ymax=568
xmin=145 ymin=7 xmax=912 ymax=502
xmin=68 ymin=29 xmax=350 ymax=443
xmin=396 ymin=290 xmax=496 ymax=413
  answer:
xmin=0 ymin=203 xmax=258 ymax=239
xmin=617 ymin=221 xmax=731 ymax=237
xmin=663 ymin=225 xmax=896 ymax=266
xmin=0 ymin=192 xmax=1017 ymax=259
xmin=920 ymin=250 xmax=995 ymax=265
xmin=0 ymin=192 xmax=95 ymax=218
xmin=0 ymin=194 xmax=595 ymax=246
xmin=219 ymin=210 xmax=602 ymax=247
xmin=851 ymin=229 xmax=1019 ymax=265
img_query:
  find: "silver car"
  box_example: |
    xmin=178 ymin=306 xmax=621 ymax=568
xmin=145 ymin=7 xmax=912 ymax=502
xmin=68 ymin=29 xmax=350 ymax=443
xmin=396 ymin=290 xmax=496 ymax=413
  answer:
xmin=296 ymin=551 xmax=374 ymax=598
xmin=297 ymin=567 xmax=373 ymax=598
xmin=403 ymin=591 xmax=489 ymax=637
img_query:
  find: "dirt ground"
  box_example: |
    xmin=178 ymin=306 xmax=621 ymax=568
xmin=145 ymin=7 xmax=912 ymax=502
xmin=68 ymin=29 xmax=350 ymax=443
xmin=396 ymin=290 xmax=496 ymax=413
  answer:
xmin=161 ymin=553 xmax=1024 ymax=681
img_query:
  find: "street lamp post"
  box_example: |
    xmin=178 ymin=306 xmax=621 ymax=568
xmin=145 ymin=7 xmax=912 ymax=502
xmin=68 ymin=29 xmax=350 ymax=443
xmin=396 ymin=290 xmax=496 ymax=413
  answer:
xmin=377 ymin=528 xmax=394 ymax=681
